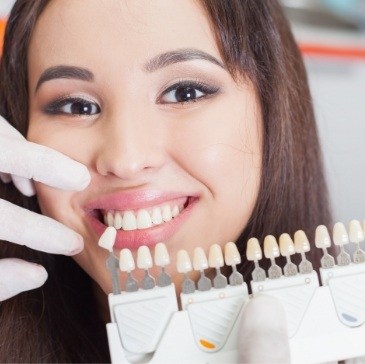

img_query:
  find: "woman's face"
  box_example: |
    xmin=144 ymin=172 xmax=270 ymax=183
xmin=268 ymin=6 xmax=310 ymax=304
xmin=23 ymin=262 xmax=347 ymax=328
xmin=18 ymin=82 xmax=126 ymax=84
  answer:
xmin=27 ymin=0 xmax=262 ymax=295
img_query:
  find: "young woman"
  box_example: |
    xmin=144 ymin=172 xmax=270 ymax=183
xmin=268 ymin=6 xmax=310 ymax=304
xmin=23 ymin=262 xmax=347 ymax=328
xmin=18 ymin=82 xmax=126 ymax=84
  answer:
xmin=0 ymin=0 xmax=331 ymax=362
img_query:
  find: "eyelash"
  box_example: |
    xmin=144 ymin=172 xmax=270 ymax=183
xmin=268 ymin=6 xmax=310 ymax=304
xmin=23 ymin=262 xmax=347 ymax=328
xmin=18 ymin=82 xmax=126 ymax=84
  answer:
xmin=42 ymin=96 xmax=100 ymax=116
xmin=42 ymin=80 xmax=220 ymax=116
xmin=158 ymin=80 xmax=220 ymax=105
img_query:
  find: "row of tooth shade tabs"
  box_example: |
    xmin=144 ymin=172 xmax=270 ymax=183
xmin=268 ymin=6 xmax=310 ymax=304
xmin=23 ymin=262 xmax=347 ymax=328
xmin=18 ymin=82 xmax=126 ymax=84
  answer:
xmin=98 ymin=220 xmax=365 ymax=293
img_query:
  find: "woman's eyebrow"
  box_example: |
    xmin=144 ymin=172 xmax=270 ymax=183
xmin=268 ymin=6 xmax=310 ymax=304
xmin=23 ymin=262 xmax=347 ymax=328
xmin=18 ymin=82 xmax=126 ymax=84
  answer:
xmin=35 ymin=65 xmax=94 ymax=93
xmin=143 ymin=48 xmax=226 ymax=72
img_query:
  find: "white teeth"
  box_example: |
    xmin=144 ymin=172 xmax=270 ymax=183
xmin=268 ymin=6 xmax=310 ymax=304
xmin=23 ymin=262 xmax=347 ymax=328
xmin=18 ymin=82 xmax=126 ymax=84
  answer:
xmin=349 ymin=220 xmax=364 ymax=243
xmin=152 ymin=207 xmax=163 ymax=225
xmin=114 ymin=212 xmax=123 ymax=230
xmin=98 ymin=226 xmax=117 ymax=252
xmin=137 ymin=246 xmax=153 ymax=269
xmin=172 ymin=205 xmax=179 ymax=218
xmin=154 ymin=242 xmax=170 ymax=267
xmin=246 ymin=238 xmax=262 ymax=261
xmin=162 ymin=205 xmax=172 ymax=222
xmin=333 ymin=222 xmax=349 ymax=246
xmin=136 ymin=209 xmax=152 ymax=229
xmin=279 ymin=233 xmax=295 ymax=257
xmin=123 ymin=211 xmax=137 ymax=231
xmin=102 ymin=201 xmax=184 ymax=231
xmin=107 ymin=211 xmax=114 ymax=227
xmin=193 ymin=247 xmax=209 ymax=271
xmin=315 ymin=225 xmax=331 ymax=248
xmin=208 ymin=244 xmax=224 ymax=268
xmin=119 ymin=248 xmax=135 ymax=272
xmin=294 ymin=230 xmax=310 ymax=253
xmin=263 ymin=235 xmax=280 ymax=259
xmin=177 ymin=250 xmax=193 ymax=273
xmin=224 ymin=242 xmax=241 ymax=266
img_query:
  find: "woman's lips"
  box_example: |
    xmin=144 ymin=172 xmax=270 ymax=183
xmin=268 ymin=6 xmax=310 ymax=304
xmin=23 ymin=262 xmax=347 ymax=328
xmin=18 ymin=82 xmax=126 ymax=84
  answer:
xmin=84 ymin=190 xmax=198 ymax=250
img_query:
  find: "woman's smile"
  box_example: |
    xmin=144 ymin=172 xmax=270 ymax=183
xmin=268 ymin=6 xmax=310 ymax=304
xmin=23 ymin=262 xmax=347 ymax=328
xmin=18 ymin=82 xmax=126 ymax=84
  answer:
xmin=84 ymin=189 xmax=199 ymax=249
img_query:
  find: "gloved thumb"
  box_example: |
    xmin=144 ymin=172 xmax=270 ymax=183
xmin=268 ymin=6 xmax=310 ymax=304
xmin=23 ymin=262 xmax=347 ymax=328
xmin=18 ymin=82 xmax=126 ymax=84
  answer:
xmin=237 ymin=294 xmax=290 ymax=363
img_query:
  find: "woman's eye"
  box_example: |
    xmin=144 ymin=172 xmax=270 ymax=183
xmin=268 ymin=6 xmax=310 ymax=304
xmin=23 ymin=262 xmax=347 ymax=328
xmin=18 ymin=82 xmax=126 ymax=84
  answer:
xmin=159 ymin=81 xmax=219 ymax=104
xmin=43 ymin=97 xmax=101 ymax=116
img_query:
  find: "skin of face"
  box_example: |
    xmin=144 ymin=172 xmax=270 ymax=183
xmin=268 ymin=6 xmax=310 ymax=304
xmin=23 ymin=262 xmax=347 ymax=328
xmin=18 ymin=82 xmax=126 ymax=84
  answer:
xmin=27 ymin=0 xmax=262 ymax=309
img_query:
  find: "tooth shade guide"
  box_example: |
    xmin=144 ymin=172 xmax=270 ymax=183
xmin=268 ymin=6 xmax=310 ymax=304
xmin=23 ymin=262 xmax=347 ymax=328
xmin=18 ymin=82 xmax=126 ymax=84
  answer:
xmin=223 ymin=242 xmax=243 ymax=285
xmin=125 ymin=272 xmax=139 ymax=292
xmin=154 ymin=243 xmax=172 ymax=287
xmin=224 ymin=242 xmax=241 ymax=266
xmin=298 ymin=259 xmax=313 ymax=274
xmin=279 ymin=233 xmax=295 ymax=256
xmin=349 ymin=219 xmax=365 ymax=243
xmin=336 ymin=248 xmax=351 ymax=266
xmin=193 ymin=247 xmax=209 ymax=271
xmin=137 ymin=246 xmax=153 ymax=269
xmin=106 ymin=252 xmax=121 ymax=295
xmin=98 ymin=226 xmax=117 ymax=252
xmin=246 ymin=238 xmax=266 ymax=282
xmin=332 ymin=222 xmax=351 ymax=266
xmin=293 ymin=230 xmax=313 ymax=274
xmin=182 ymin=274 xmax=196 ymax=294
xmin=136 ymin=246 xmax=155 ymax=290
xmin=105 ymin=221 xmax=365 ymax=363
xmin=208 ymin=244 xmax=227 ymax=288
xmin=196 ymin=268 xmax=212 ymax=292
xmin=263 ymin=235 xmax=282 ymax=279
xmin=315 ymin=225 xmax=332 ymax=248
xmin=353 ymin=248 xmax=365 ymax=264
xmin=192 ymin=247 xmax=212 ymax=291
xmin=119 ymin=249 xmax=136 ymax=272
xmin=332 ymin=222 xmax=350 ymax=246
xmin=208 ymin=244 xmax=224 ymax=268
xmin=348 ymin=220 xmax=365 ymax=263
xmin=154 ymin=243 xmax=170 ymax=267
xmin=314 ymin=225 xmax=335 ymax=269
xmin=177 ymin=250 xmax=196 ymax=293
xmin=279 ymin=233 xmax=298 ymax=276
xmin=294 ymin=230 xmax=311 ymax=253
xmin=117 ymin=249 xmax=140 ymax=292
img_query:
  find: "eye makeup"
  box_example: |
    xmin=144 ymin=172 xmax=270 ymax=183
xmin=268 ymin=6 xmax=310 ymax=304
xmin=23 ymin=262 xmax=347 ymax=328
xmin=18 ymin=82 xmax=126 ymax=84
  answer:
xmin=158 ymin=79 xmax=220 ymax=105
xmin=42 ymin=95 xmax=101 ymax=116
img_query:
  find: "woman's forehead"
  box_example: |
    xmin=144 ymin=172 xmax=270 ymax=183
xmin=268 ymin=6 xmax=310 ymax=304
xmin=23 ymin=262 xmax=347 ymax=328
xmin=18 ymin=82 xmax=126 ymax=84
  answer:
xmin=27 ymin=0 xmax=222 ymax=78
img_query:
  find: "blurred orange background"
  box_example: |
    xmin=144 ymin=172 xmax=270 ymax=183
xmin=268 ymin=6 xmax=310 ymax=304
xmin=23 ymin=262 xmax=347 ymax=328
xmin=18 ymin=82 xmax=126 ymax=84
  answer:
xmin=0 ymin=19 xmax=6 ymax=55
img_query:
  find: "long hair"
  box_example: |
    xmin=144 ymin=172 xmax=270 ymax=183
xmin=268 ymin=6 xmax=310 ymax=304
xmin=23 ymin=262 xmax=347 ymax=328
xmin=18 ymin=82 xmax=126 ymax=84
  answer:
xmin=0 ymin=0 xmax=331 ymax=362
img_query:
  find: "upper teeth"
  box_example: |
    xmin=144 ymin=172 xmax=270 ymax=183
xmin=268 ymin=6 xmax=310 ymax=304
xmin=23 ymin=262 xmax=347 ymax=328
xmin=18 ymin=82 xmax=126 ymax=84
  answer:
xmin=103 ymin=204 xmax=183 ymax=231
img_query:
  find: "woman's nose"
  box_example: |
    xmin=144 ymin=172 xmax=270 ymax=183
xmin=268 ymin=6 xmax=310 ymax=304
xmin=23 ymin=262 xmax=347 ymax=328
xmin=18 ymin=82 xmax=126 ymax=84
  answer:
xmin=95 ymin=111 xmax=166 ymax=181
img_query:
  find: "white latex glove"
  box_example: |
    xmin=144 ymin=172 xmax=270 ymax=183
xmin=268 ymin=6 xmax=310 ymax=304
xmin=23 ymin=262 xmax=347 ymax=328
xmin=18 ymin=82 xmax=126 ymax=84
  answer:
xmin=0 ymin=115 xmax=91 ymax=301
xmin=238 ymin=294 xmax=291 ymax=363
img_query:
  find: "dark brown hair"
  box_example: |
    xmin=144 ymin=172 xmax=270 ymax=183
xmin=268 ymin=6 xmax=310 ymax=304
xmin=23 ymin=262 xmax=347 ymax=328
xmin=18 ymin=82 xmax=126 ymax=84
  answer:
xmin=0 ymin=0 xmax=331 ymax=362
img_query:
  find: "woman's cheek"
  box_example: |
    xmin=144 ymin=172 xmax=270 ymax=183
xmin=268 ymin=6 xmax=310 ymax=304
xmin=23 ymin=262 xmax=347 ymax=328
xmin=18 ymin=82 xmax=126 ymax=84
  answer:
xmin=34 ymin=183 xmax=82 ymax=232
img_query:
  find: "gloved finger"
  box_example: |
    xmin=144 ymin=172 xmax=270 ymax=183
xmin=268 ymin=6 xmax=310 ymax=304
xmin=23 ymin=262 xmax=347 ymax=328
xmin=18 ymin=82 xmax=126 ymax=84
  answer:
xmin=11 ymin=174 xmax=36 ymax=197
xmin=0 ymin=172 xmax=12 ymax=183
xmin=0 ymin=258 xmax=48 ymax=301
xmin=0 ymin=116 xmax=90 ymax=191
xmin=0 ymin=198 xmax=84 ymax=255
xmin=238 ymin=294 xmax=290 ymax=363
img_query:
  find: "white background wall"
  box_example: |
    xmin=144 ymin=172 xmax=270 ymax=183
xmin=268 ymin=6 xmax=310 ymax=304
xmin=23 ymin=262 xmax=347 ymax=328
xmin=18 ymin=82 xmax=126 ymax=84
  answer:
xmin=307 ymin=57 xmax=365 ymax=223
xmin=294 ymin=23 xmax=365 ymax=224
xmin=0 ymin=0 xmax=15 ymax=17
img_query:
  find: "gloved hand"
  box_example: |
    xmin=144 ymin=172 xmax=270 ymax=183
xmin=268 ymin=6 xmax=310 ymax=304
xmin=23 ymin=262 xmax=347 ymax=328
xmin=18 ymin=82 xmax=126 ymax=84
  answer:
xmin=0 ymin=115 xmax=91 ymax=301
xmin=238 ymin=294 xmax=291 ymax=363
